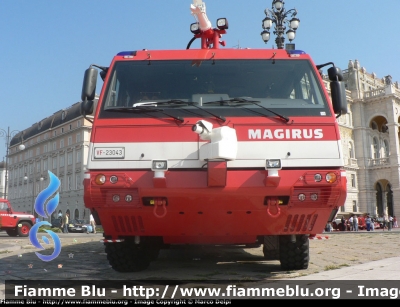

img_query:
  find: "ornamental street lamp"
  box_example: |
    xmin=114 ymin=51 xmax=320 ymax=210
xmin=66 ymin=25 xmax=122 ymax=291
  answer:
xmin=261 ymin=0 xmax=300 ymax=49
xmin=0 ymin=127 xmax=25 ymax=199
xmin=24 ymin=173 xmax=44 ymax=215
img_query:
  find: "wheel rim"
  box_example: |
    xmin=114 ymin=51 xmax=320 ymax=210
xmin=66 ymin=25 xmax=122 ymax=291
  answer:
xmin=20 ymin=225 xmax=30 ymax=235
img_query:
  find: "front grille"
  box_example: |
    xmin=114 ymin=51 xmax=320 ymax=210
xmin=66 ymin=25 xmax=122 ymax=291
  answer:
xmin=284 ymin=214 xmax=317 ymax=232
xmin=111 ymin=215 xmax=145 ymax=233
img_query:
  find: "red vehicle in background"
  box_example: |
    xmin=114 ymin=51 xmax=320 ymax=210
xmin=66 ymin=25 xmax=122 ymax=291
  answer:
xmin=0 ymin=198 xmax=36 ymax=237
xmin=80 ymin=0 xmax=348 ymax=272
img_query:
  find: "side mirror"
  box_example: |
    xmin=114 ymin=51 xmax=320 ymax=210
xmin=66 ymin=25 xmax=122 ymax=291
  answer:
xmin=327 ymin=66 xmax=343 ymax=82
xmin=81 ymin=67 xmax=98 ymax=101
xmin=80 ymin=100 xmax=94 ymax=116
xmin=326 ymin=66 xmax=347 ymax=115
xmin=330 ymin=81 xmax=348 ymax=115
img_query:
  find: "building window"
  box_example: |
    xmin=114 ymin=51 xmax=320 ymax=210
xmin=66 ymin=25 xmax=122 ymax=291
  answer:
xmin=353 ymin=201 xmax=357 ymax=212
xmin=69 ymin=124 xmax=72 ymax=130
xmin=36 ymin=161 xmax=41 ymax=173
xmin=59 ymin=155 xmax=65 ymax=167
xmin=52 ymin=157 xmax=57 ymax=169
xmin=36 ymin=148 xmax=40 ymax=155
xmin=68 ymin=136 xmax=72 ymax=146
xmin=44 ymin=144 xmax=48 ymax=153
xmin=76 ymin=149 xmax=81 ymax=163
xmin=76 ymin=133 xmax=81 ymax=143
xmin=373 ymin=137 xmax=379 ymax=159
xmin=77 ymin=120 xmax=81 ymax=127
xmin=43 ymin=159 xmax=48 ymax=171
xmin=60 ymin=139 xmax=64 ymax=148
xmin=383 ymin=140 xmax=389 ymax=158
xmin=52 ymin=142 xmax=57 ymax=151
xmin=67 ymin=152 xmax=73 ymax=165
xmin=53 ymin=130 xmax=57 ymax=137
xmin=351 ymin=174 xmax=356 ymax=188
xmin=67 ymin=176 xmax=72 ymax=190
xmin=75 ymin=174 xmax=81 ymax=190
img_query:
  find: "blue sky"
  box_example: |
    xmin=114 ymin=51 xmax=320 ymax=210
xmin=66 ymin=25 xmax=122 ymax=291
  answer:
xmin=1 ymin=0 xmax=399 ymax=159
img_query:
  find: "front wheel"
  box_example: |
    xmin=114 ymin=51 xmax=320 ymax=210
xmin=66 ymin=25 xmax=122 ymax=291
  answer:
xmin=105 ymin=240 xmax=153 ymax=272
xmin=262 ymin=236 xmax=279 ymax=260
xmin=17 ymin=222 xmax=32 ymax=237
xmin=279 ymin=235 xmax=309 ymax=270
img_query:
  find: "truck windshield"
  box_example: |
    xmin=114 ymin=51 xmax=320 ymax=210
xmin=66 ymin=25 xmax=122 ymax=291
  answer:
xmin=99 ymin=59 xmax=331 ymax=120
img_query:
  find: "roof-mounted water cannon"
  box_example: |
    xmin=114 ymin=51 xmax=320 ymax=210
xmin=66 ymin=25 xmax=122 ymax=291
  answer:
xmin=188 ymin=0 xmax=228 ymax=50
xmin=192 ymin=119 xmax=237 ymax=161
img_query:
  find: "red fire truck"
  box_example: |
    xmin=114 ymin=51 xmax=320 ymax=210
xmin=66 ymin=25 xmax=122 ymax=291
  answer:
xmin=80 ymin=1 xmax=347 ymax=272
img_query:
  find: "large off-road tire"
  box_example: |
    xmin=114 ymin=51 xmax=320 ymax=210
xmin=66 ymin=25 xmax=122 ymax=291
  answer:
xmin=17 ymin=222 xmax=31 ymax=237
xmin=6 ymin=229 xmax=18 ymax=237
xmin=262 ymin=236 xmax=279 ymax=260
xmin=105 ymin=240 xmax=153 ymax=272
xmin=279 ymin=235 xmax=309 ymax=270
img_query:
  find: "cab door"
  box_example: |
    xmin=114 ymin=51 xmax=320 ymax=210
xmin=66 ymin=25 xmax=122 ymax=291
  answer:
xmin=0 ymin=201 xmax=13 ymax=228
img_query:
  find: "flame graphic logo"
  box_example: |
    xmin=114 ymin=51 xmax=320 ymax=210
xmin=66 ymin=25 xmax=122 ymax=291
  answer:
xmin=29 ymin=171 xmax=62 ymax=261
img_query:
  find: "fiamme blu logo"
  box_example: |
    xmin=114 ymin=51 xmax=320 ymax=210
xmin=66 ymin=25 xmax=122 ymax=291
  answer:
xmin=28 ymin=171 xmax=62 ymax=261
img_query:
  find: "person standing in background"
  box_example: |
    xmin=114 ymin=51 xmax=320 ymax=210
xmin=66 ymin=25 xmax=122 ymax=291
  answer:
xmin=348 ymin=215 xmax=354 ymax=231
xmin=61 ymin=212 xmax=69 ymax=233
xmin=353 ymin=215 xmax=359 ymax=231
xmin=89 ymin=213 xmax=97 ymax=234
xmin=388 ymin=215 xmax=393 ymax=231
xmin=365 ymin=215 xmax=372 ymax=232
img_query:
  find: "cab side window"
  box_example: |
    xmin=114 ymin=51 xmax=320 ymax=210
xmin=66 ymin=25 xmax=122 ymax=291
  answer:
xmin=0 ymin=202 xmax=8 ymax=211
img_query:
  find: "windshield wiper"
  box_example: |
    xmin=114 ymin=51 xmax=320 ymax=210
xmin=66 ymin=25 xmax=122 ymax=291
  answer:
xmin=133 ymin=101 xmax=189 ymax=108
xmin=204 ymin=98 xmax=290 ymax=123
xmin=105 ymin=106 xmax=184 ymax=123
xmin=168 ymin=99 xmax=226 ymax=122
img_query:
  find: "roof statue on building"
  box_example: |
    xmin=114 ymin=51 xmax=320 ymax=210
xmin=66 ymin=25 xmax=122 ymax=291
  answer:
xmin=385 ymin=75 xmax=392 ymax=85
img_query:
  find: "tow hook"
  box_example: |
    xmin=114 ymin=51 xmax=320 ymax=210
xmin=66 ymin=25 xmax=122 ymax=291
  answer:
xmin=152 ymin=198 xmax=167 ymax=218
xmin=266 ymin=198 xmax=282 ymax=218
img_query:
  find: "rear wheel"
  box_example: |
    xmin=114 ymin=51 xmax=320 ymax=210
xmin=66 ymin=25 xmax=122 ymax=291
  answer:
xmin=17 ymin=222 xmax=31 ymax=237
xmin=279 ymin=235 xmax=309 ymax=270
xmin=6 ymin=229 xmax=18 ymax=237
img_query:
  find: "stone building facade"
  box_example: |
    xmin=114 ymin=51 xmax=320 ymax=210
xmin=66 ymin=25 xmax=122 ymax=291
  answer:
xmin=337 ymin=59 xmax=400 ymax=218
xmin=3 ymin=60 xmax=400 ymax=222
xmin=6 ymin=102 xmax=94 ymax=222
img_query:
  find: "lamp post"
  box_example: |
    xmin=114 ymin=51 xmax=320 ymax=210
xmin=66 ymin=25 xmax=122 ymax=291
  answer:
xmin=261 ymin=0 xmax=300 ymax=49
xmin=24 ymin=173 xmax=44 ymax=215
xmin=0 ymin=127 xmax=25 ymax=199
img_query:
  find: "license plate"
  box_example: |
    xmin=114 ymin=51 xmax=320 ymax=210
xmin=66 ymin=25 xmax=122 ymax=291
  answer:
xmin=94 ymin=147 xmax=125 ymax=159
xmin=75 ymin=228 xmax=82 ymax=230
